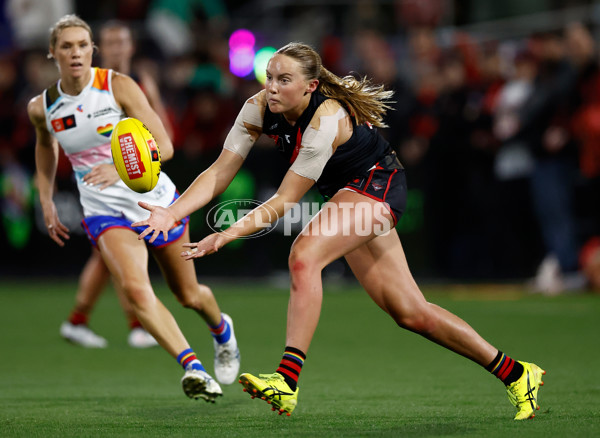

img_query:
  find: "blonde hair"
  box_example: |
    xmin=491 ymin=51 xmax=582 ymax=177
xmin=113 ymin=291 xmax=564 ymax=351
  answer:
xmin=49 ymin=14 xmax=94 ymax=50
xmin=275 ymin=42 xmax=394 ymax=127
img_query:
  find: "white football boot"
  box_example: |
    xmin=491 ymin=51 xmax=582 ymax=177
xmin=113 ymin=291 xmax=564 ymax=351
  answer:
xmin=213 ymin=313 xmax=240 ymax=385
xmin=128 ymin=327 xmax=159 ymax=348
xmin=181 ymin=368 xmax=223 ymax=402
xmin=60 ymin=321 xmax=108 ymax=348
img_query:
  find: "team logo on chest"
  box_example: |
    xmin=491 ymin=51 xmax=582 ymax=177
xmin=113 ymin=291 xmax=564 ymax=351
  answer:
xmin=51 ymin=115 xmax=76 ymax=132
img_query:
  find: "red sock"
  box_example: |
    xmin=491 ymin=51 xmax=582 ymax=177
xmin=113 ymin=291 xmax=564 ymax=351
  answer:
xmin=69 ymin=311 xmax=88 ymax=326
xmin=129 ymin=319 xmax=143 ymax=330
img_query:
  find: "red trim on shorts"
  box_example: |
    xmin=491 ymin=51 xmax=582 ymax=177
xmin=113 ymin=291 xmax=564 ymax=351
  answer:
xmin=84 ymin=220 xmax=188 ymax=249
xmin=85 ymin=223 xmax=132 ymax=247
xmin=81 ymin=219 xmax=93 ymax=244
xmin=342 ymin=187 xmax=397 ymax=225
xmin=382 ymin=168 xmax=397 ymax=202
xmin=363 ymin=166 xmax=377 ymax=192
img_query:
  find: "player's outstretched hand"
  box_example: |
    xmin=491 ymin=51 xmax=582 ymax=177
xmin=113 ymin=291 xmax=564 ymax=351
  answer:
xmin=132 ymin=201 xmax=176 ymax=243
xmin=181 ymin=233 xmax=230 ymax=260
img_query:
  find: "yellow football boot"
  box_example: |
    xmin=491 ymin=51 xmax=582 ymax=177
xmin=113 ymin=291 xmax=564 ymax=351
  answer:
xmin=239 ymin=372 xmax=299 ymax=416
xmin=506 ymin=362 xmax=546 ymax=420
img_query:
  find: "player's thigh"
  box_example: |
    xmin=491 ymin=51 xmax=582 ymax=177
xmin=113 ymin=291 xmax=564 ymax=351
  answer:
xmin=344 ymin=229 xmax=427 ymax=315
xmin=87 ymin=247 xmax=109 ymax=273
xmin=150 ymin=226 xmax=198 ymax=295
xmin=292 ymin=189 xmax=394 ymax=268
xmin=96 ymin=227 xmax=151 ymax=288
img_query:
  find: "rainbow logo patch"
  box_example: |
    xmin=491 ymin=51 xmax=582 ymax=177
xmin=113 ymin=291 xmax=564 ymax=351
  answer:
xmin=96 ymin=123 xmax=113 ymax=137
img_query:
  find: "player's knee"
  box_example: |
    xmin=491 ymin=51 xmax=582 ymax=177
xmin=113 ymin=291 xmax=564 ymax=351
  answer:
xmin=176 ymin=283 xmax=212 ymax=310
xmin=288 ymin=250 xmax=318 ymax=277
xmin=120 ymin=281 xmax=155 ymax=310
xmin=288 ymin=240 xmax=324 ymax=276
xmin=393 ymin=306 xmax=438 ymax=335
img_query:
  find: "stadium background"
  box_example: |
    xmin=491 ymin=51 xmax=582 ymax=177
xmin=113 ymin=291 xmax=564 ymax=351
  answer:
xmin=0 ymin=0 xmax=598 ymax=283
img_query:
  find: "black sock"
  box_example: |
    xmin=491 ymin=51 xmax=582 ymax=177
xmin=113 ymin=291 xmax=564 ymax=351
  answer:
xmin=275 ymin=346 xmax=306 ymax=391
xmin=486 ymin=351 xmax=524 ymax=385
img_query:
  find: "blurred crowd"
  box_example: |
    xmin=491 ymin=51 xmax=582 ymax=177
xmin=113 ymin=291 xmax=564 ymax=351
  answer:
xmin=1 ymin=0 xmax=599 ymax=293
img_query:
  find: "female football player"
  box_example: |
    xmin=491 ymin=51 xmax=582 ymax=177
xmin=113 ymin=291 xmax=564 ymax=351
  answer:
xmin=134 ymin=42 xmax=545 ymax=419
xmin=59 ymin=20 xmax=175 ymax=350
xmin=27 ymin=14 xmax=240 ymax=401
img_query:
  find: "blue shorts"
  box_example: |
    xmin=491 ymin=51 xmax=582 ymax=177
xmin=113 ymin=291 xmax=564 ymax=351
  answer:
xmin=81 ymin=195 xmax=190 ymax=249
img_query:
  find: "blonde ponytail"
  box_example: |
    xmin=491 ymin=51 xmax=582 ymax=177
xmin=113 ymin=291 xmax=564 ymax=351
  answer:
xmin=276 ymin=42 xmax=394 ymax=127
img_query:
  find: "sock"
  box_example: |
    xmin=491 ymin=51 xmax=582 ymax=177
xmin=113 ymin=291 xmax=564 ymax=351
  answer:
xmin=275 ymin=346 xmax=306 ymax=391
xmin=69 ymin=311 xmax=88 ymax=326
xmin=208 ymin=314 xmax=231 ymax=344
xmin=177 ymin=348 xmax=206 ymax=372
xmin=129 ymin=319 xmax=143 ymax=330
xmin=486 ymin=351 xmax=524 ymax=385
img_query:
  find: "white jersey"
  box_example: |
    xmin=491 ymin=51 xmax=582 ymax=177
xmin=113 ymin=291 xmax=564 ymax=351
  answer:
xmin=43 ymin=67 xmax=176 ymax=222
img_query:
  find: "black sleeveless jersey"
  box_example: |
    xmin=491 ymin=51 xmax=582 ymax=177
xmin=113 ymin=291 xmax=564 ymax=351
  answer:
xmin=262 ymin=90 xmax=391 ymax=198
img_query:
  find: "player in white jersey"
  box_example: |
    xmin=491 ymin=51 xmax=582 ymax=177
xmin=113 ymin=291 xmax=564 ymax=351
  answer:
xmin=27 ymin=14 xmax=240 ymax=401
xmin=59 ymin=20 xmax=175 ymax=350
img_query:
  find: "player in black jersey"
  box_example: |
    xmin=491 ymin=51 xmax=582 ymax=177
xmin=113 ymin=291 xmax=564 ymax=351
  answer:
xmin=134 ymin=42 xmax=545 ymax=419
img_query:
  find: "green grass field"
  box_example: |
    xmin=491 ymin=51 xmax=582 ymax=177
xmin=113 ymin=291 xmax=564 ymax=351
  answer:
xmin=1 ymin=278 xmax=599 ymax=437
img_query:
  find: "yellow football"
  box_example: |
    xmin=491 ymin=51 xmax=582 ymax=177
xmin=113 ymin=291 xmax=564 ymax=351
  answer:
xmin=110 ymin=117 xmax=161 ymax=193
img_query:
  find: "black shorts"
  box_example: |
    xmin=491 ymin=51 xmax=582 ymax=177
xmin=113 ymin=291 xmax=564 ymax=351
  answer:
xmin=343 ymin=151 xmax=406 ymax=225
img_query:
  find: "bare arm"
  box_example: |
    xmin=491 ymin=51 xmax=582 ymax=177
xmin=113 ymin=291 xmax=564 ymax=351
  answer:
xmin=184 ymin=170 xmax=315 ymax=259
xmin=27 ymin=95 xmax=70 ymax=246
xmin=112 ymin=72 xmax=174 ymax=161
xmin=132 ymin=148 xmax=245 ymax=242
xmin=132 ymin=94 xmax=265 ymax=243
xmin=182 ymin=99 xmax=348 ymax=258
xmin=170 ymin=148 xmax=245 ymax=220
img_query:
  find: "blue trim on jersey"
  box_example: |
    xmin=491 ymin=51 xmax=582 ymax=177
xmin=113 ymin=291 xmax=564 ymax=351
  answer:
xmin=47 ymin=96 xmax=63 ymax=113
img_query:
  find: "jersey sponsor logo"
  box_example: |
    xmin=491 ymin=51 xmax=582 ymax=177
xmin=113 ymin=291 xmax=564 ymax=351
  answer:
xmin=118 ymin=133 xmax=146 ymax=179
xmin=96 ymin=123 xmax=114 ymax=138
xmin=371 ymin=182 xmax=384 ymax=191
xmin=147 ymin=138 xmax=159 ymax=162
xmin=77 ymin=105 xmax=83 ymax=112
xmin=284 ymin=134 xmax=291 ymax=143
xmin=92 ymin=107 xmax=117 ymax=118
xmin=51 ymin=114 xmax=76 ymax=132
